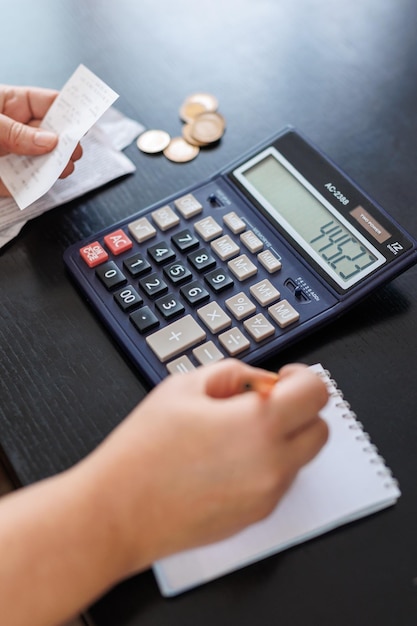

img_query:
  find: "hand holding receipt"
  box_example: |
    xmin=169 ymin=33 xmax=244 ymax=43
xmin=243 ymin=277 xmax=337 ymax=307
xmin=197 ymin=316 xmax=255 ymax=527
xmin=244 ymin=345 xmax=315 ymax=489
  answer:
xmin=0 ymin=64 xmax=119 ymax=209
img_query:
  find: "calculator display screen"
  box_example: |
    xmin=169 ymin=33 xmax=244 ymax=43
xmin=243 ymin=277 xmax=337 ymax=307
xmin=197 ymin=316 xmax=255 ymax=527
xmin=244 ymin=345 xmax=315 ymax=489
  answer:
xmin=233 ymin=147 xmax=385 ymax=289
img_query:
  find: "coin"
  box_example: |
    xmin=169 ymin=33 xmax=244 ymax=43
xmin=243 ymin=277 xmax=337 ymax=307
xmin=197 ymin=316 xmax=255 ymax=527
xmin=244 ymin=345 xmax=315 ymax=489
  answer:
xmin=183 ymin=92 xmax=219 ymax=113
xmin=137 ymin=129 xmax=171 ymax=153
xmin=190 ymin=112 xmax=226 ymax=144
xmin=163 ymin=137 xmax=200 ymax=162
xmin=182 ymin=123 xmax=208 ymax=147
xmin=179 ymin=101 xmax=207 ymax=124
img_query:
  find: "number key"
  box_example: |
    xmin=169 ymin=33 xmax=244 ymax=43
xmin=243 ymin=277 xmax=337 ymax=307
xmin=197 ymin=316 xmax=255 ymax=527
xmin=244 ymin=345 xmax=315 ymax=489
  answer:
xmin=96 ymin=261 xmax=127 ymax=290
xmin=187 ymin=248 xmax=216 ymax=273
xmin=163 ymin=261 xmax=192 ymax=285
xmin=114 ymin=285 xmax=143 ymax=312
xmin=171 ymin=229 xmax=199 ymax=252
xmin=147 ymin=242 xmax=176 ymax=265
xmin=204 ymin=267 xmax=234 ymax=293
xmin=138 ymin=272 xmax=168 ymax=298
xmin=155 ymin=294 xmax=185 ymax=320
xmin=180 ymin=280 xmax=210 ymax=306
xmin=123 ymin=252 xmax=151 ymax=277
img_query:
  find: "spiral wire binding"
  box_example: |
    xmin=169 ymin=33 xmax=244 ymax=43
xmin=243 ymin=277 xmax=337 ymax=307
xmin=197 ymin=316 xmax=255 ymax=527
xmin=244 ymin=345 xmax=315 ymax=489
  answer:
xmin=318 ymin=368 xmax=399 ymax=490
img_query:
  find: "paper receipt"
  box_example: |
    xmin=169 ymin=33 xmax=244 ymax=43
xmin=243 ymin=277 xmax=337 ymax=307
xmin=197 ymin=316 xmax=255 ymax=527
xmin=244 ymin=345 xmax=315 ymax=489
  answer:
xmin=0 ymin=64 xmax=119 ymax=210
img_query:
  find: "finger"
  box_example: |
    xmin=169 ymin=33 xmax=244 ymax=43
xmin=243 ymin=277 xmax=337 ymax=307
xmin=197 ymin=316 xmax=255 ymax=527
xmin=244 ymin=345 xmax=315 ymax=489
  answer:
xmin=267 ymin=368 xmax=329 ymax=437
xmin=26 ymin=87 xmax=58 ymax=120
xmin=59 ymin=160 xmax=75 ymax=179
xmin=0 ymin=86 xmax=58 ymax=123
xmin=58 ymin=143 xmax=83 ymax=179
xmin=0 ymin=179 xmax=11 ymax=196
xmin=0 ymin=114 xmax=57 ymax=156
xmin=203 ymin=359 xmax=281 ymax=399
xmin=71 ymin=142 xmax=83 ymax=162
xmin=281 ymin=415 xmax=329 ymax=471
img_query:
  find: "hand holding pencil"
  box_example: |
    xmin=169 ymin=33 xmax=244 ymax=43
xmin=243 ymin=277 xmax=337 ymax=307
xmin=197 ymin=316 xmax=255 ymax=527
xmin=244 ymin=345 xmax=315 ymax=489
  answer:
xmin=95 ymin=357 xmax=329 ymax=572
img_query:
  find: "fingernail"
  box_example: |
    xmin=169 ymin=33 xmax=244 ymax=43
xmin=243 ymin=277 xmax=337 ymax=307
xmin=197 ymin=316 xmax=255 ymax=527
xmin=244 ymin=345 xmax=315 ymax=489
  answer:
xmin=33 ymin=130 xmax=57 ymax=147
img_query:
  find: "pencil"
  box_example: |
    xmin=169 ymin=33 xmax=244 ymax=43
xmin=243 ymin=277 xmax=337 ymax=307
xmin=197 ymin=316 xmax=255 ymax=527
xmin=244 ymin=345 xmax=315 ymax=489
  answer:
xmin=242 ymin=373 xmax=280 ymax=397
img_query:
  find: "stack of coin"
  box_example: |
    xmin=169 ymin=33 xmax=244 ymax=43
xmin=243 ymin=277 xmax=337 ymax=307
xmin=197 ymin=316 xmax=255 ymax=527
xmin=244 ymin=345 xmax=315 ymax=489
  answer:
xmin=136 ymin=92 xmax=226 ymax=163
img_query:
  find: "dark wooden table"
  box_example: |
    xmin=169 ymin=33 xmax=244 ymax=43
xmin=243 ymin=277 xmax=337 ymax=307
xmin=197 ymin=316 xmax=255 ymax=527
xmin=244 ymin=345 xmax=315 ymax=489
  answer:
xmin=1 ymin=1 xmax=417 ymax=624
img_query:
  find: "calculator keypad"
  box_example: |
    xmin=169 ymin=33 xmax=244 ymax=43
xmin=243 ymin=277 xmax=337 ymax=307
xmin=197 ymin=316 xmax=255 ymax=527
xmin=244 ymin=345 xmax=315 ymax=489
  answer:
xmin=78 ymin=191 xmax=307 ymax=376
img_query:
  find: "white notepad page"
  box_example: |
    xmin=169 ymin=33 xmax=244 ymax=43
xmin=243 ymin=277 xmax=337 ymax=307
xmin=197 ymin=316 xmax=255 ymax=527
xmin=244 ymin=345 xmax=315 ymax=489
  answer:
xmin=153 ymin=364 xmax=400 ymax=596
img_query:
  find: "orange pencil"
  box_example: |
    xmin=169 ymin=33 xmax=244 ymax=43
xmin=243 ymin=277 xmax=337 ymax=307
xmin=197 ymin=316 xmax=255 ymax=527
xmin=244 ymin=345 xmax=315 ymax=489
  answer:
xmin=242 ymin=373 xmax=280 ymax=398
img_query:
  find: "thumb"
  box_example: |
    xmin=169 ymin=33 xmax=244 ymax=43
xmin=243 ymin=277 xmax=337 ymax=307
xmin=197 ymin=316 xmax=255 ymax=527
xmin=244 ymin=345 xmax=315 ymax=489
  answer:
xmin=204 ymin=359 xmax=280 ymax=399
xmin=0 ymin=113 xmax=58 ymax=156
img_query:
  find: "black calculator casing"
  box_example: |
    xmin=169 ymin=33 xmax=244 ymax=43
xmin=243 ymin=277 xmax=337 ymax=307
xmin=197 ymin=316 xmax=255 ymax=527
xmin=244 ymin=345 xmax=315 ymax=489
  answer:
xmin=64 ymin=128 xmax=417 ymax=386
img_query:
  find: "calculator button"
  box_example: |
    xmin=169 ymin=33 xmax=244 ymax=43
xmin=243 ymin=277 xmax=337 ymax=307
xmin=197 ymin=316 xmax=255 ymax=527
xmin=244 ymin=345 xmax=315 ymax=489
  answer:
xmin=138 ymin=272 xmax=168 ymax=298
xmin=166 ymin=355 xmax=196 ymax=375
xmin=171 ymin=229 xmax=199 ymax=252
xmin=223 ymin=211 xmax=246 ymax=234
xmin=155 ymin=294 xmax=185 ymax=320
xmin=225 ymin=292 xmax=257 ymax=320
xmin=128 ymin=217 xmax=157 ymax=243
xmin=104 ymin=229 xmax=133 ymax=255
xmin=147 ymin=242 xmax=176 ymax=265
xmin=188 ymin=248 xmax=216 ymax=273
xmin=268 ymin=299 xmax=300 ymax=328
xmin=146 ymin=315 xmax=206 ymax=362
xmin=180 ymin=281 xmax=210 ymax=306
xmin=123 ymin=253 xmax=151 ymax=277
xmin=227 ymin=254 xmax=258 ymax=281
xmin=210 ymin=234 xmax=240 ymax=261
xmin=250 ymin=279 xmax=280 ymax=306
xmin=194 ymin=216 xmax=223 ymax=242
xmin=243 ymin=313 xmax=275 ymax=342
xmin=151 ymin=205 xmax=180 ymax=231
xmin=240 ymin=230 xmax=264 ymax=253
xmin=192 ymin=341 xmax=225 ymax=365
xmin=163 ymin=261 xmax=192 ymax=285
xmin=130 ymin=306 xmax=160 ymax=334
xmin=218 ymin=327 xmax=250 ymax=356
xmin=174 ymin=193 xmax=203 ymax=218
xmin=79 ymin=242 xmax=108 ymax=268
xmin=197 ymin=302 xmax=232 ymax=333
xmin=257 ymin=249 xmax=282 ymax=273
xmin=204 ymin=268 xmax=234 ymax=293
xmin=114 ymin=285 xmax=143 ymax=312
xmin=96 ymin=261 xmax=127 ymax=290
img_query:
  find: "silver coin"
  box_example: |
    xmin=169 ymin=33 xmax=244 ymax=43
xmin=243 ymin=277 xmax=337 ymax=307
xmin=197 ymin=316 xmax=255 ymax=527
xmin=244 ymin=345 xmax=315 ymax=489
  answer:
xmin=137 ymin=129 xmax=171 ymax=153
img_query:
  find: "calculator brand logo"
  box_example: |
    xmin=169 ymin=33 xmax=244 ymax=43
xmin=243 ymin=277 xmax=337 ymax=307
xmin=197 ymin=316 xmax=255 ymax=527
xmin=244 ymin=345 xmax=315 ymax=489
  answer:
xmin=387 ymin=242 xmax=404 ymax=255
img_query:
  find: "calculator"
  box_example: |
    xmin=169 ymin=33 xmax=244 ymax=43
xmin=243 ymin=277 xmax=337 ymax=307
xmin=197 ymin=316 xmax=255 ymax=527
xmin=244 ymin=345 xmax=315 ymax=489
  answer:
xmin=64 ymin=127 xmax=417 ymax=386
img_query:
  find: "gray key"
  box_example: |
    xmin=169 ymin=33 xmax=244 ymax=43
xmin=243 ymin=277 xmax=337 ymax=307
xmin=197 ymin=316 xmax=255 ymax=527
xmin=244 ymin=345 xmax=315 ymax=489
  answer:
xmin=146 ymin=315 xmax=206 ymax=362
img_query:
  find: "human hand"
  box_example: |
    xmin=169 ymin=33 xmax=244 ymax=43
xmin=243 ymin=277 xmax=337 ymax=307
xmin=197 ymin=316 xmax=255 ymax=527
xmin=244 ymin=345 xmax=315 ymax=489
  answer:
xmin=86 ymin=358 xmax=329 ymax=578
xmin=0 ymin=358 xmax=329 ymax=626
xmin=0 ymin=85 xmax=82 ymax=196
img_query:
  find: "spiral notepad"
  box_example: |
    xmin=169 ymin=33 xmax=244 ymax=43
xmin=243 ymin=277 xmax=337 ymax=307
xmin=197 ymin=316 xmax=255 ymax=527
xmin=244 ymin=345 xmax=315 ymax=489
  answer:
xmin=153 ymin=363 xmax=401 ymax=597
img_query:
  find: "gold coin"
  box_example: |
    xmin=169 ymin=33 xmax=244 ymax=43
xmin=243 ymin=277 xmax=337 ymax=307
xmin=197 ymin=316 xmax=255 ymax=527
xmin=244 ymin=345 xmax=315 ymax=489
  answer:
xmin=190 ymin=112 xmax=226 ymax=144
xmin=184 ymin=92 xmax=219 ymax=113
xmin=179 ymin=101 xmax=207 ymax=124
xmin=182 ymin=123 xmax=208 ymax=147
xmin=137 ymin=129 xmax=171 ymax=153
xmin=163 ymin=137 xmax=200 ymax=162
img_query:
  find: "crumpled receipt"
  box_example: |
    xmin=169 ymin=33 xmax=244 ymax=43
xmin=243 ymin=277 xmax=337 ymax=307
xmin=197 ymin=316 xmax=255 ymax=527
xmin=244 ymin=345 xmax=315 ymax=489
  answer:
xmin=0 ymin=64 xmax=119 ymax=210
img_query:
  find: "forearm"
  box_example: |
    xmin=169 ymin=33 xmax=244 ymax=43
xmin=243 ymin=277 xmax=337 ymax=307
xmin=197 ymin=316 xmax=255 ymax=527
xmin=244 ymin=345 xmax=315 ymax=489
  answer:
xmin=0 ymin=461 xmax=129 ymax=626
xmin=0 ymin=360 xmax=328 ymax=626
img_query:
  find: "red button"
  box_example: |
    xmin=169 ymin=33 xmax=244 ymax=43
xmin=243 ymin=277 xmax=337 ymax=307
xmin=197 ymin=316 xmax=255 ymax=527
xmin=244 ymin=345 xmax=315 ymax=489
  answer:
xmin=79 ymin=242 xmax=109 ymax=268
xmin=104 ymin=229 xmax=133 ymax=255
